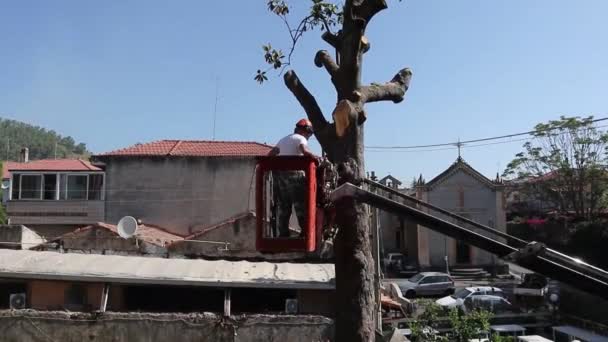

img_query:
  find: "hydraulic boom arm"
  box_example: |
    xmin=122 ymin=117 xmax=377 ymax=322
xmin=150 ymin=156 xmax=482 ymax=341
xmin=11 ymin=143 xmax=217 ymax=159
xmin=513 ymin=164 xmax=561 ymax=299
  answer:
xmin=330 ymin=182 xmax=608 ymax=300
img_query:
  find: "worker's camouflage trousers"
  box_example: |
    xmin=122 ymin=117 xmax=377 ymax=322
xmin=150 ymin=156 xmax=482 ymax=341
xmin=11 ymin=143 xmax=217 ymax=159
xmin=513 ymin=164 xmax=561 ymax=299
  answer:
xmin=271 ymin=170 xmax=307 ymax=237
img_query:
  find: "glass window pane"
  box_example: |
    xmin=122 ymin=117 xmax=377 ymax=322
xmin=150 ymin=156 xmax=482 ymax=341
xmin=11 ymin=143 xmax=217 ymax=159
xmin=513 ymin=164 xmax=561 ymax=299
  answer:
xmin=420 ymin=277 xmax=433 ymax=284
xmin=11 ymin=174 xmax=20 ymax=200
xmin=87 ymin=174 xmax=103 ymax=200
xmin=43 ymin=174 xmax=57 ymax=200
xmin=20 ymin=175 xmax=42 ymax=199
xmin=59 ymin=174 xmax=67 ymax=199
xmin=67 ymin=175 xmax=87 ymax=200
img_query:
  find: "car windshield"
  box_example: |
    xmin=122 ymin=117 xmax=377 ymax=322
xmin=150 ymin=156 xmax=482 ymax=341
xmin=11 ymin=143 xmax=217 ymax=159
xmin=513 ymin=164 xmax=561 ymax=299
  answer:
xmin=452 ymin=289 xmax=472 ymax=299
xmin=408 ymin=274 xmax=425 ymax=283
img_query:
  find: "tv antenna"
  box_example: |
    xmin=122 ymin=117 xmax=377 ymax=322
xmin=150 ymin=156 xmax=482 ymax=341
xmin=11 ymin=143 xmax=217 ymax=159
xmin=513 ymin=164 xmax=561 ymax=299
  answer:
xmin=212 ymin=76 xmax=220 ymax=140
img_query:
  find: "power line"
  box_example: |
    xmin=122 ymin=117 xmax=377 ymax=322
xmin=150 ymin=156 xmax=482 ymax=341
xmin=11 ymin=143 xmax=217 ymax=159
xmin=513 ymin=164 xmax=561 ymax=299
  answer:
xmin=365 ymin=116 xmax=608 ymax=150
xmin=366 ymin=123 xmax=608 ymax=154
xmin=366 ymin=136 xmax=531 ymax=153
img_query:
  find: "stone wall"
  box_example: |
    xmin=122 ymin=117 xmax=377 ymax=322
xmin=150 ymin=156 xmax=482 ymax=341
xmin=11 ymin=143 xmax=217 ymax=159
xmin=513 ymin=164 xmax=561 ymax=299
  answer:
xmin=0 ymin=310 xmax=334 ymax=342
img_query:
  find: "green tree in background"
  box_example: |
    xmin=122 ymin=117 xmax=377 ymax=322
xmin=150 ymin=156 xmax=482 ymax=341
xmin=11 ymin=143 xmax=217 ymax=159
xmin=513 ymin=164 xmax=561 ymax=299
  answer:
xmin=503 ymin=116 xmax=608 ymax=219
xmin=0 ymin=117 xmax=91 ymax=161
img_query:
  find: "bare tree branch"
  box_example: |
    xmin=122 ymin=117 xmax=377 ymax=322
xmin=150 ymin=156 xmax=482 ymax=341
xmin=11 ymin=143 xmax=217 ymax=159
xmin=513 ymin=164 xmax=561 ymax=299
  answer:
xmin=283 ymin=70 xmax=330 ymax=146
xmin=361 ymin=67 xmax=412 ymax=104
xmin=322 ymin=31 xmax=341 ymax=49
xmin=352 ymin=0 xmax=388 ymax=24
xmin=314 ymin=50 xmax=339 ymax=76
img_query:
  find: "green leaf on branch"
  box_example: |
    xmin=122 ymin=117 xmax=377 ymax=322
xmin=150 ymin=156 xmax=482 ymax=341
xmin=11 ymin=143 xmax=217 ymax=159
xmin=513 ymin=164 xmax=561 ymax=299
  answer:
xmin=254 ymin=70 xmax=268 ymax=84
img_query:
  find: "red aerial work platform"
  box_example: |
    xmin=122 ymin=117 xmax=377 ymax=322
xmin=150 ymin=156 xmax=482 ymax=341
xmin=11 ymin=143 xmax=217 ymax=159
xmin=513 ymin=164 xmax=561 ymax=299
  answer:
xmin=255 ymin=156 xmax=317 ymax=253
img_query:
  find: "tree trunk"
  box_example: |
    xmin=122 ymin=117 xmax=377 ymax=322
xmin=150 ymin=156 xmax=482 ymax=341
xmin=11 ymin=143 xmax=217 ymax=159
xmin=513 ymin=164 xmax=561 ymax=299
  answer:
xmin=328 ymin=112 xmax=375 ymax=342
xmin=282 ymin=2 xmax=412 ymax=340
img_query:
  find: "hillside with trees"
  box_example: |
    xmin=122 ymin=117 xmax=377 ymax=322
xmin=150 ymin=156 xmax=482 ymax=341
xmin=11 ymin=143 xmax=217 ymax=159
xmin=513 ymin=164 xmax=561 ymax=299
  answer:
xmin=0 ymin=117 xmax=91 ymax=161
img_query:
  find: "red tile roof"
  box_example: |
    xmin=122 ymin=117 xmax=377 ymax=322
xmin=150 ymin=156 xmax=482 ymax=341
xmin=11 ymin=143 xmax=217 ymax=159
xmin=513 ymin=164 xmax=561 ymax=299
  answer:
xmin=2 ymin=159 xmax=102 ymax=179
xmin=98 ymin=140 xmax=272 ymax=157
xmin=43 ymin=222 xmax=183 ymax=247
xmin=2 ymin=161 xmax=17 ymax=179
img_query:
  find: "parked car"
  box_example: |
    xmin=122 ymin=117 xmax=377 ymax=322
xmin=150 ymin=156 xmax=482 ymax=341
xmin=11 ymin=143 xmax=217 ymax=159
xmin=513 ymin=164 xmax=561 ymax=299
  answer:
xmin=383 ymin=253 xmax=405 ymax=268
xmin=463 ymin=295 xmax=519 ymax=314
xmin=394 ymin=272 xmax=455 ymax=298
xmin=435 ymin=286 xmax=504 ymax=309
xmin=514 ymin=273 xmax=548 ymax=297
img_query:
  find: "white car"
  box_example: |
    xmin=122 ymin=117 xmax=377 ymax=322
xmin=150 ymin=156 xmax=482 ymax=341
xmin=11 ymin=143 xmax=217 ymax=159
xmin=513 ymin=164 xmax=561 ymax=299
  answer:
xmin=383 ymin=253 xmax=404 ymax=267
xmin=435 ymin=286 xmax=504 ymax=309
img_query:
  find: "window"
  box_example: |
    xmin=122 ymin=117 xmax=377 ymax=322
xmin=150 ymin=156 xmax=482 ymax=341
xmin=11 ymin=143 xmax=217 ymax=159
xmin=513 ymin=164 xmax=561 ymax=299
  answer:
xmin=43 ymin=174 xmax=57 ymax=200
xmin=409 ymin=273 xmax=425 ymax=283
xmin=59 ymin=174 xmax=67 ymax=199
xmin=20 ymin=175 xmax=42 ymax=199
xmin=420 ymin=276 xmax=435 ymax=284
xmin=87 ymin=174 xmax=104 ymax=200
xmin=11 ymin=175 xmax=20 ymax=200
xmin=11 ymin=172 xmax=104 ymax=201
xmin=453 ymin=289 xmax=472 ymax=299
xmin=66 ymin=175 xmax=87 ymax=199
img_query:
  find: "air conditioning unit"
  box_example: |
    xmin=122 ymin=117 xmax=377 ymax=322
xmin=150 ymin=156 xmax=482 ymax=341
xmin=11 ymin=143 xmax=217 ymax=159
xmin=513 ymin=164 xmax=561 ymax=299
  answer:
xmin=285 ymin=298 xmax=298 ymax=314
xmin=9 ymin=293 xmax=26 ymax=309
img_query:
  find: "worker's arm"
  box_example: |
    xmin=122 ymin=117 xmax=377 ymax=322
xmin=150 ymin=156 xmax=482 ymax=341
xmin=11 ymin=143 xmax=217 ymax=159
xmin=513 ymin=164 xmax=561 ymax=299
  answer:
xmin=299 ymin=143 xmax=319 ymax=161
xmin=268 ymin=146 xmax=280 ymax=156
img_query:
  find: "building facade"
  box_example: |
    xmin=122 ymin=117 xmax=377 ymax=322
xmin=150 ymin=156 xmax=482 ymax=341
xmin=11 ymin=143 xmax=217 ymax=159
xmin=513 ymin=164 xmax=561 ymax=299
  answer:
xmin=3 ymin=159 xmax=105 ymax=238
xmin=93 ymin=140 xmax=271 ymax=236
xmin=376 ymin=157 xmax=507 ymax=272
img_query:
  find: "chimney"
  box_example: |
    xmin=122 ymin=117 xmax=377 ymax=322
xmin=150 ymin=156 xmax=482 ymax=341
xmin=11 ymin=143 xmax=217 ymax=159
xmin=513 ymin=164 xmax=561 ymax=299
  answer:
xmin=20 ymin=147 xmax=29 ymax=163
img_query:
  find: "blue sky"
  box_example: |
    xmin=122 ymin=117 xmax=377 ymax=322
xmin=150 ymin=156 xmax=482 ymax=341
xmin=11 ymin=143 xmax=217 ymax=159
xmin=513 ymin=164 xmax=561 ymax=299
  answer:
xmin=1 ymin=1 xmax=607 ymax=184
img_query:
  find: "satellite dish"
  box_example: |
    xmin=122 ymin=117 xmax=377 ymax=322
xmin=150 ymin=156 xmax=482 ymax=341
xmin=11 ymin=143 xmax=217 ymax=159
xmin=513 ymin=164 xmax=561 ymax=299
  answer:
xmin=117 ymin=216 xmax=138 ymax=239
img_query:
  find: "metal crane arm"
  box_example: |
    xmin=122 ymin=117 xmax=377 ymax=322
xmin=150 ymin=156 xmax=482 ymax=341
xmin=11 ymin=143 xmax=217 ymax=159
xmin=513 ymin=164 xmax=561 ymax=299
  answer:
xmin=330 ymin=182 xmax=608 ymax=300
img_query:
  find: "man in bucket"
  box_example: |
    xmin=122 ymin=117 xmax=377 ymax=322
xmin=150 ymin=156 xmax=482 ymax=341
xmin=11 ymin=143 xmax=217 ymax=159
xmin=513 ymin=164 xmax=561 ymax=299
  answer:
xmin=268 ymin=118 xmax=320 ymax=237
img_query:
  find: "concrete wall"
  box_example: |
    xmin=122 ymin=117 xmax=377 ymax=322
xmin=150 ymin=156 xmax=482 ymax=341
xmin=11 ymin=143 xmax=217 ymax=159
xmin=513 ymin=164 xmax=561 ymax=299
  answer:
xmin=0 ymin=225 xmax=44 ymax=250
xmin=168 ymin=214 xmax=308 ymax=260
xmin=171 ymin=214 xmax=258 ymax=258
xmin=103 ymin=157 xmax=257 ymax=236
xmin=6 ymin=200 xmax=105 ymax=225
xmin=370 ymin=186 xmax=418 ymax=257
xmin=0 ymin=310 xmax=334 ymax=342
